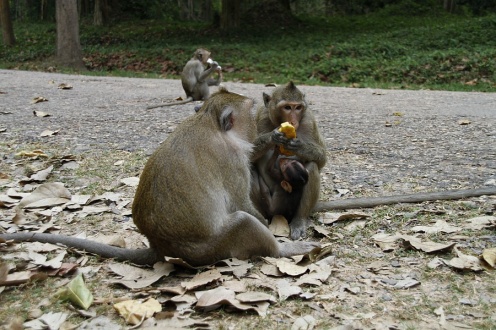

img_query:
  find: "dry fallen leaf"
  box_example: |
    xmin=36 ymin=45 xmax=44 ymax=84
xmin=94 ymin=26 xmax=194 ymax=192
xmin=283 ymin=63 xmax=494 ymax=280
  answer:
xmin=261 ymin=263 xmax=284 ymax=277
xmin=40 ymin=129 xmax=60 ymax=137
xmin=0 ymin=270 xmax=48 ymax=286
xmin=269 ymin=215 xmax=290 ymax=237
xmin=411 ymin=219 xmax=461 ymax=234
xmin=79 ymin=315 xmax=121 ymax=330
xmin=276 ymin=259 xmax=308 ymax=276
xmin=23 ymin=312 xmax=69 ymax=330
xmin=275 ymin=278 xmax=302 ymax=301
xmin=458 ymin=119 xmax=471 ymax=125
xmin=400 ymin=235 xmax=456 ymax=253
xmin=236 ymin=291 xmax=276 ymax=303
xmin=109 ymin=262 xmax=175 ymax=289
xmin=181 ymin=269 xmax=222 ymax=291
xmin=295 ymin=264 xmax=331 ymax=286
xmin=33 ymin=110 xmax=51 ymax=117
xmin=32 ymin=96 xmax=48 ymax=104
xmin=291 ymin=315 xmax=316 ymax=330
xmin=15 ymin=149 xmax=48 ymax=158
xmin=463 ymin=216 xmax=496 ymax=230
xmin=448 ymin=247 xmax=483 ymax=272
xmin=58 ymin=83 xmax=73 ymax=89
xmin=120 ymin=177 xmax=140 ymax=187
xmin=17 ymin=182 xmax=71 ymax=209
xmin=114 ymin=298 xmax=161 ymax=325
xmin=480 ymin=247 xmax=496 ymax=268
xmin=196 ymin=287 xmax=270 ymax=316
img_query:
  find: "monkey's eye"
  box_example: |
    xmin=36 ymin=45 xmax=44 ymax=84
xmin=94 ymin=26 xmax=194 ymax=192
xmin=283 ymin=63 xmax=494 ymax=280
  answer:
xmin=283 ymin=105 xmax=292 ymax=111
xmin=295 ymin=105 xmax=303 ymax=111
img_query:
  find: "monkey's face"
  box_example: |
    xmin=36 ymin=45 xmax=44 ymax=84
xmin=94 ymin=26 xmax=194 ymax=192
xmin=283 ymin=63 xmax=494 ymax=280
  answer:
xmin=195 ymin=48 xmax=212 ymax=65
xmin=280 ymin=159 xmax=309 ymax=189
xmin=277 ymin=101 xmax=304 ymax=131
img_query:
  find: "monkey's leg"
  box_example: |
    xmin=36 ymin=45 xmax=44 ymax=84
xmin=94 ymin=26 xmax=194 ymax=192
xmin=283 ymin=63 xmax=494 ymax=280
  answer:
xmin=250 ymin=168 xmax=269 ymax=219
xmin=188 ymin=211 xmax=317 ymax=266
xmin=289 ymin=162 xmax=320 ymax=240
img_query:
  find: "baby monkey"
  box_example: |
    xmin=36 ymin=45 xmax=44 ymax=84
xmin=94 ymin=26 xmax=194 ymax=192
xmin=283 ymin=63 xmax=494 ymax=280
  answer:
xmin=259 ymin=147 xmax=309 ymax=221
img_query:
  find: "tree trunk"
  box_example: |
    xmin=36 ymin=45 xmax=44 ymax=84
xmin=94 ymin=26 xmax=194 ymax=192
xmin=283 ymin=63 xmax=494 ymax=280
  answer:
xmin=94 ymin=0 xmax=103 ymax=25
xmin=56 ymin=0 xmax=85 ymax=70
xmin=220 ymin=0 xmax=239 ymax=29
xmin=0 ymin=0 xmax=16 ymax=46
xmin=201 ymin=0 xmax=213 ymax=21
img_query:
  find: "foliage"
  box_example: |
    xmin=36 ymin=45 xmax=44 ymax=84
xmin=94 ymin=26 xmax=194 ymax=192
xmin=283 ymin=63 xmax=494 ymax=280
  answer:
xmin=0 ymin=10 xmax=495 ymax=92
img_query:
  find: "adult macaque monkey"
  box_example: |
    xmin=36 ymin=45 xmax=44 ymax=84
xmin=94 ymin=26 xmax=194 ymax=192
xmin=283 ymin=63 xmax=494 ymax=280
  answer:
xmin=251 ymin=81 xmax=327 ymax=240
xmin=146 ymin=48 xmax=222 ymax=110
xmin=1 ymin=88 xmax=319 ymax=266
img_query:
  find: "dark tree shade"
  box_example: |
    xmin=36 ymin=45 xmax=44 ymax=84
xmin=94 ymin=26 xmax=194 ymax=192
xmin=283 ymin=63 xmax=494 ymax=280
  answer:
xmin=0 ymin=0 xmax=16 ymax=46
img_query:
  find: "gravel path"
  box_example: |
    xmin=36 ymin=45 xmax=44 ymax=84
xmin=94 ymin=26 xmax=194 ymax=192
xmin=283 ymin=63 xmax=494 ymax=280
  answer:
xmin=1 ymin=69 xmax=495 ymax=199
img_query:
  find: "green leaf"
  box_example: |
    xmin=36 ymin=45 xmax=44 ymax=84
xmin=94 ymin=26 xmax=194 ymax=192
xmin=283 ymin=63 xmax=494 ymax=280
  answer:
xmin=55 ymin=274 xmax=93 ymax=310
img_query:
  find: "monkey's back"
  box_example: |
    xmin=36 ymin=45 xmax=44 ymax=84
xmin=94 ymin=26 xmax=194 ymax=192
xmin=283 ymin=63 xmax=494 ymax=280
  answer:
xmin=132 ymin=113 xmax=252 ymax=255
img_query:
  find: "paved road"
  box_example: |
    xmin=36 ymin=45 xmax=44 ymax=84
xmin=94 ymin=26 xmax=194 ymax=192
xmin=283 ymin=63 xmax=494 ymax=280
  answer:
xmin=1 ymin=69 xmax=495 ymax=197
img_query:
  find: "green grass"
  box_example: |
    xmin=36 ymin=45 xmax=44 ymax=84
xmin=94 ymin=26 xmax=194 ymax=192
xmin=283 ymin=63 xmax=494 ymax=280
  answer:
xmin=1 ymin=12 xmax=495 ymax=91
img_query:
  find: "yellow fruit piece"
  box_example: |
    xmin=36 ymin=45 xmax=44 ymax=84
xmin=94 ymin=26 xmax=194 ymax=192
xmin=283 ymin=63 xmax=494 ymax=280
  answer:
xmin=279 ymin=122 xmax=296 ymax=139
xmin=278 ymin=122 xmax=296 ymax=156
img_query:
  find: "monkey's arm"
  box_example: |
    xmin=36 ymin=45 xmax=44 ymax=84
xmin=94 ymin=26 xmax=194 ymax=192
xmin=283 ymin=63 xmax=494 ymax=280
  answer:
xmin=198 ymin=61 xmax=218 ymax=83
xmin=313 ymin=187 xmax=496 ymax=212
xmin=0 ymin=233 xmax=162 ymax=266
xmin=271 ymin=131 xmax=327 ymax=169
xmin=207 ymin=69 xmax=223 ymax=86
xmin=251 ymin=131 xmax=277 ymax=162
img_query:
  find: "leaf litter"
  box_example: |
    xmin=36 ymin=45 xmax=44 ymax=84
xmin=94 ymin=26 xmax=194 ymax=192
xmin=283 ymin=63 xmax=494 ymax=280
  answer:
xmin=1 ymin=143 xmax=495 ymax=329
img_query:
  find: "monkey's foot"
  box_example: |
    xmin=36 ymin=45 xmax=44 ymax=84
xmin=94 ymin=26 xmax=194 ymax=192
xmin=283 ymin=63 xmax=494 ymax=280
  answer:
xmin=279 ymin=241 xmax=320 ymax=258
xmin=289 ymin=217 xmax=309 ymax=240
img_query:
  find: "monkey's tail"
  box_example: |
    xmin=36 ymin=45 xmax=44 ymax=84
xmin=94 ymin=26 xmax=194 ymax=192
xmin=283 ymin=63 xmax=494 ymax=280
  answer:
xmin=313 ymin=187 xmax=496 ymax=212
xmin=146 ymin=96 xmax=194 ymax=109
xmin=0 ymin=232 xmax=162 ymax=266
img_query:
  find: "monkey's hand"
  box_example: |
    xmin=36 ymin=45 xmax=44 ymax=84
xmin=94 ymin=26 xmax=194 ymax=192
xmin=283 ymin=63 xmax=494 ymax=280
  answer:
xmin=271 ymin=129 xmax=301 ymax=151
xmin=209 ymin=61 xmax=219 ymax=70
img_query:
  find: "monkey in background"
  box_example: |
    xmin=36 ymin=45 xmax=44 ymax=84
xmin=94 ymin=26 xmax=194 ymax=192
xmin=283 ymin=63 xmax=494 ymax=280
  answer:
xmin=251 ymin=81 xmax=327 ymax=240
xmin=147 ymin=48 xmax=222 ymax=109
xmin=1 ymin=88 xmax=320 ymax=266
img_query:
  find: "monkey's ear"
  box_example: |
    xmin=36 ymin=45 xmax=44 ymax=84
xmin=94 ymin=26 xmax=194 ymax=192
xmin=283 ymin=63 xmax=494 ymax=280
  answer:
xmin=281 ymin=180 xmax=293 ymax=193
xmin=263 ymin=93 xmax=271 ymax=107
xmin=220 ymin=107 xmax=234 ymax=131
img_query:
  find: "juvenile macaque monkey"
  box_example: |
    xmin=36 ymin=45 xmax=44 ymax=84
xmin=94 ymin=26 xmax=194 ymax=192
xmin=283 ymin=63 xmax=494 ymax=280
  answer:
xmin=251 ymin=81 xmax=327 ymax=240
xmin=1 ymin=88 xmax=319 ymax=266
xmin=147 ymin=48 xmax=222 ymax=110
xmin=259 ymin=147 xmax=309 ymax=221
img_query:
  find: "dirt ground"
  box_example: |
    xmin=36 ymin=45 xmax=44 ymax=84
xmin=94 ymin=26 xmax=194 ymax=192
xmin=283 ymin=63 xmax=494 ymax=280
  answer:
xmin=0 ymin=69 xmax=495 ymax=329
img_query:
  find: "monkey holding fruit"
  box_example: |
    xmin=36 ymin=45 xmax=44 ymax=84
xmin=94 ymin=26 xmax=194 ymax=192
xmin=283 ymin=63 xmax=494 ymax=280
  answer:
xmin=147 ymin=48 xmax=222 ymax=109
xmin=251 ymin=82 xmax=327 ymax=240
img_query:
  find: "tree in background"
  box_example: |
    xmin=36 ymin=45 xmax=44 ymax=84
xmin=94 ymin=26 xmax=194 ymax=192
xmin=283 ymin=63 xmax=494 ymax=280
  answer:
xmin=56 ymin=0 xmax=85 ymax=70
xmin=220 ymin=0 xmax=240 ymax=29
xmin=0 ymin=0 xmax=16 ymax=46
